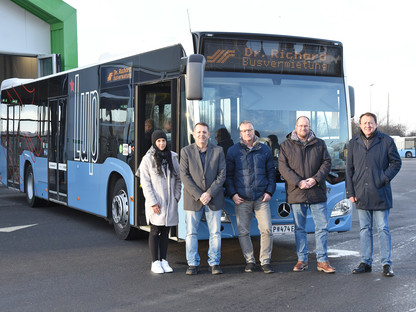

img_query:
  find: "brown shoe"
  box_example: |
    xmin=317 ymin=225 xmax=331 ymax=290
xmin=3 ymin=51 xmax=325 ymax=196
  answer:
xmin=317 ymin=261 xmax=336 ymax=273
xmin=293 ymin=261 xmax=308 ymax=272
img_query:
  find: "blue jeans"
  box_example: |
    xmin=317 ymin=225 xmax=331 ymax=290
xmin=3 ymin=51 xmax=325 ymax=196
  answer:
xmin=235 ymin=199 xmax=273 ymax=265
xmin=185 ymin=206 xmax=222 ymax=267
xmin=358 ymin=208 xmax=392 ymax=266
xmin=291 ymin=202 xmax=329 ymax=263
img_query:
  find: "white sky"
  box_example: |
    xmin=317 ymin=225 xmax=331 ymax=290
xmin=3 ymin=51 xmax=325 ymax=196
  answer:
xmin=65 ymin=0 xmax=416 ymax=133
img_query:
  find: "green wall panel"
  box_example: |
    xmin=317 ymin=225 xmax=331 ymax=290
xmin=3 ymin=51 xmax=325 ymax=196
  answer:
xmin=11 ymin=0 xmax=78 ymax=70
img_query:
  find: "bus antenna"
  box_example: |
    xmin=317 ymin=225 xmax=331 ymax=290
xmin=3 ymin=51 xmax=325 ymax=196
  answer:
xmin=187 ymin=9 xmax=192 ymax=33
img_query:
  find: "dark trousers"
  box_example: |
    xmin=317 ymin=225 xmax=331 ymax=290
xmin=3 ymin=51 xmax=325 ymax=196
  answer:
xmin=149 ymin=224 xmax=170 ymax=262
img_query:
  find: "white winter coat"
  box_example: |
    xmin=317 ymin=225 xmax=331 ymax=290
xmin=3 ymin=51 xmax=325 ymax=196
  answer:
xmin=137 ymin=148 xmax=181 ymax=226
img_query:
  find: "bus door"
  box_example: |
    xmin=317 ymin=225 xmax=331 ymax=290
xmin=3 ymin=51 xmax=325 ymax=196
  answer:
xmin=48 ymin=97 xmax=68 ymax=204
xmin=134 ymin=81 xmax=176 ymax=227
xmin=7 ymin=104 xmax=19 ymax=189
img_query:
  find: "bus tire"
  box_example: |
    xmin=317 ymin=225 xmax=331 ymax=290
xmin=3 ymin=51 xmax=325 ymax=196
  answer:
xmin=25 ymin=165 xmax=39 ymax=207
xmin=405 ymin=151 xmax=412 ymax=158
xmin=111 ymin=178 xmax=135 ymax=240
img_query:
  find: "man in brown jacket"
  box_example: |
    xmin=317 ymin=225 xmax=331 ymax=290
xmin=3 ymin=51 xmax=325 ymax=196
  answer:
xmin=279 ymin=116 xmax=334 ymax=273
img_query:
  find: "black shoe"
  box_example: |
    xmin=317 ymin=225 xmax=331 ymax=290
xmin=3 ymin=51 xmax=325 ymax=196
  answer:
xmin=245 ymin=262 xmax=256 ymax=273
xmin=261 ymin=264 xmax=275 ymax=274
xmin=186 ymin=266 xmax=198 ymax=275
xmin=352 ymin=262 xmax=372 ymax=274
xmin=383 ymin=265 xmax=394 ymax=277
xmin=209 ymin=265 xmax=223 ymax=275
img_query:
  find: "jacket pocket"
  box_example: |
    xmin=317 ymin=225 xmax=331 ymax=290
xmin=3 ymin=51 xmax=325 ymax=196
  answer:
xmin=375 ymin=172 xmax=388 ymax=188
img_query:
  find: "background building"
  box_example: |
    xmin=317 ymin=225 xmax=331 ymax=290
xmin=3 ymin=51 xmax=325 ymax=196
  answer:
xmin=0 ymin=0 xmax=77 ymax=83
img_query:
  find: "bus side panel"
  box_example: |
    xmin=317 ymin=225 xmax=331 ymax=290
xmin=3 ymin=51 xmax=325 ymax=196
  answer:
xmin=222 ymin=198 xmax=239 ymax=238
xmin=398 ymin=149 xmax=415 ymax=158
xmin=67 ymin=158 xmax=134 ymax=222
xmin=269 ymin=181 xmax=352 ymax=233
xmin=177 ymin=180 xmax=351 ymax=240
xmin=270 ymin=183 xmax=317 ymax=233
xmin=325 ymin=182 xmax=352 ymax=232
xmin=0 ymin=144 xmax=6 ymax=187
xmin=270 ymin=183 xmax=295 ymax=227
xmin=20 ymin=152 xmax=48 ymax=199
xmin=177 ymin=195 xmax=186 ymax=239
xmin=177 ymin=190 xmax=239 ymax=240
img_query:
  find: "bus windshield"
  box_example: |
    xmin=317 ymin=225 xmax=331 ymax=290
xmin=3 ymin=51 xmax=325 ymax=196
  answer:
xmin=185 ymin=71 xmax=349 ymax=175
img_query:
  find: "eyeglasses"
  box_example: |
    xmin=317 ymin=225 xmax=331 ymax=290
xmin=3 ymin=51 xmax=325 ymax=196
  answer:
xmin=240 ymin=129 xmax=254 ymax=133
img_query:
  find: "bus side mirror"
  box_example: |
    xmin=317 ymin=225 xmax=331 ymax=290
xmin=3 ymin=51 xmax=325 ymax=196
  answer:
xmin=184 ymin=54 xmax=206 ymax=100
xmin=349 ymin=85 xmax=355 ymax=118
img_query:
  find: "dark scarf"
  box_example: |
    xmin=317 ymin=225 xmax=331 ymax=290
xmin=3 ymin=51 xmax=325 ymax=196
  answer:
xmin=153 ymin=143 xmax=174 ymax=175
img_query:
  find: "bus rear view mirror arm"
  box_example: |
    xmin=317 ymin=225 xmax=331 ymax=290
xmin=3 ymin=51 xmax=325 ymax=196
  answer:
xmin=349 ymin=85 xmax=355 ymax=118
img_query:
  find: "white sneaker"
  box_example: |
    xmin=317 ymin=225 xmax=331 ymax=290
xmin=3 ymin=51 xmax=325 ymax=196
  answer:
xmin=151 ymin=260 xmax=164 ymax=274
xmin=161 ymin=259 xmax=173 ymax=273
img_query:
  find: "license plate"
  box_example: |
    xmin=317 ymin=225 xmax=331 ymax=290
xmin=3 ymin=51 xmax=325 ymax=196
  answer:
xmin=272 ymin=224 xmax=295 ymax=235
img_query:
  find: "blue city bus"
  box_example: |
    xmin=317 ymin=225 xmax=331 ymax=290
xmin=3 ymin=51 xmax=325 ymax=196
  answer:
xmin=0 ymin=32 xmax=354 ymax=240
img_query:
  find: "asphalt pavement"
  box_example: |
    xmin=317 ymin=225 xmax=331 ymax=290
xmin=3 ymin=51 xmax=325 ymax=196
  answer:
xmin=1 ymin=159 xmax=415 ymax=312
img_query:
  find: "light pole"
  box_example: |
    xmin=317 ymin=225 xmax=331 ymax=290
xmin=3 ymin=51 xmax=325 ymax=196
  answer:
xmin=369 ymin=83 xmax=375 ymax=112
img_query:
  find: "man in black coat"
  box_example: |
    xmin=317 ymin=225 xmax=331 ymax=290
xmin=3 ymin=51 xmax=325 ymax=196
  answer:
xmin=346 ymin=112 xmax=401 ymax=277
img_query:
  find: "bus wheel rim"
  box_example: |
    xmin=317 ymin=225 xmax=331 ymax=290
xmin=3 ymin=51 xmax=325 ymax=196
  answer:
xmin=27 ymin=173 xmax=34 ymax=199
xmin=112 ymin=190 xmax=128 ymax=225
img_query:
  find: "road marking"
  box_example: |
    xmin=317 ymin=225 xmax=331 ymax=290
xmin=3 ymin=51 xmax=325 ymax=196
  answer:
xmin=0 ymin=224 xmax=37 ymax=233
xmin=328 ymin=249 xmax=360 ymax=258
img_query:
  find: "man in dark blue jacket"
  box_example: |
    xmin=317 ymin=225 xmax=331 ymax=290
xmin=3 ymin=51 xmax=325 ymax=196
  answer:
xmin=346 ymin=112 xmax=401 ymax=277
xmin=226 ymin=121 xmax=276 ymax=273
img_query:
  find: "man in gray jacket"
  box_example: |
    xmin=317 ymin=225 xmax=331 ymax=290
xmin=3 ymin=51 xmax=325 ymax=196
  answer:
xmin=279 ymin=116 xmax=334 ymax=273
xmin=346 ymin=112 xmax=401 ymax=277
xmin=180 ymin=122 xmax=226 ymax=275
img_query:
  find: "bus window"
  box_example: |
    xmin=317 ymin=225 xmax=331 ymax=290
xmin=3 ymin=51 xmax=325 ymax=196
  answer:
xmin=0 ymin=102 xmax=6 ymax=147
xmin=99 ymin=86 xmax=131 ymax=161
xmin=141 ymin=83 xmax=171 ymax=153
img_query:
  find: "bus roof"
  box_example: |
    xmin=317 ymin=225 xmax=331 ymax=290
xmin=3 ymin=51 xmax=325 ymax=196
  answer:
xmin=192 ymin=31 xmax=343 ymax=53
xmin=1 ymin=78 xmax=35 ymax=91
xmin=1 ymin=44 xmax=186 ymax=91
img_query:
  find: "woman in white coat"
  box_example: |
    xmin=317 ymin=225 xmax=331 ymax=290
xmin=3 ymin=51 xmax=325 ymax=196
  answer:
xmin=137 ymin=130 xmax=181 ymax=274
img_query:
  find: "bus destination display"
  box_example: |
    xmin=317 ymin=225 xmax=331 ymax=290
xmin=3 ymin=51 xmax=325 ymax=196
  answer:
xmin=202 ymin=38 xmax=342 ymax=76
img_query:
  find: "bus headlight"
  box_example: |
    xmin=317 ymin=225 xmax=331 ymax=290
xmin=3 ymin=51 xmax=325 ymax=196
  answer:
xmin=221 ymin=210 xmax=231 ymax=223
xmin=331 ymin=199 xmax=352 ymax=217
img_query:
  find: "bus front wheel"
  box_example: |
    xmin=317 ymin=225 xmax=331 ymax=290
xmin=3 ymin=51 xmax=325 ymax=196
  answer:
xmin=111 ymin=178 xmax=134 ymax=240
xmin=405 ymin=151 xmax=412 ymax=158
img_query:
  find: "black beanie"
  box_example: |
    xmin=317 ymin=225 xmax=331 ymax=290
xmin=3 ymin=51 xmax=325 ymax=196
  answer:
xmin=151 ymin=130 xmax=167 ymax=145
